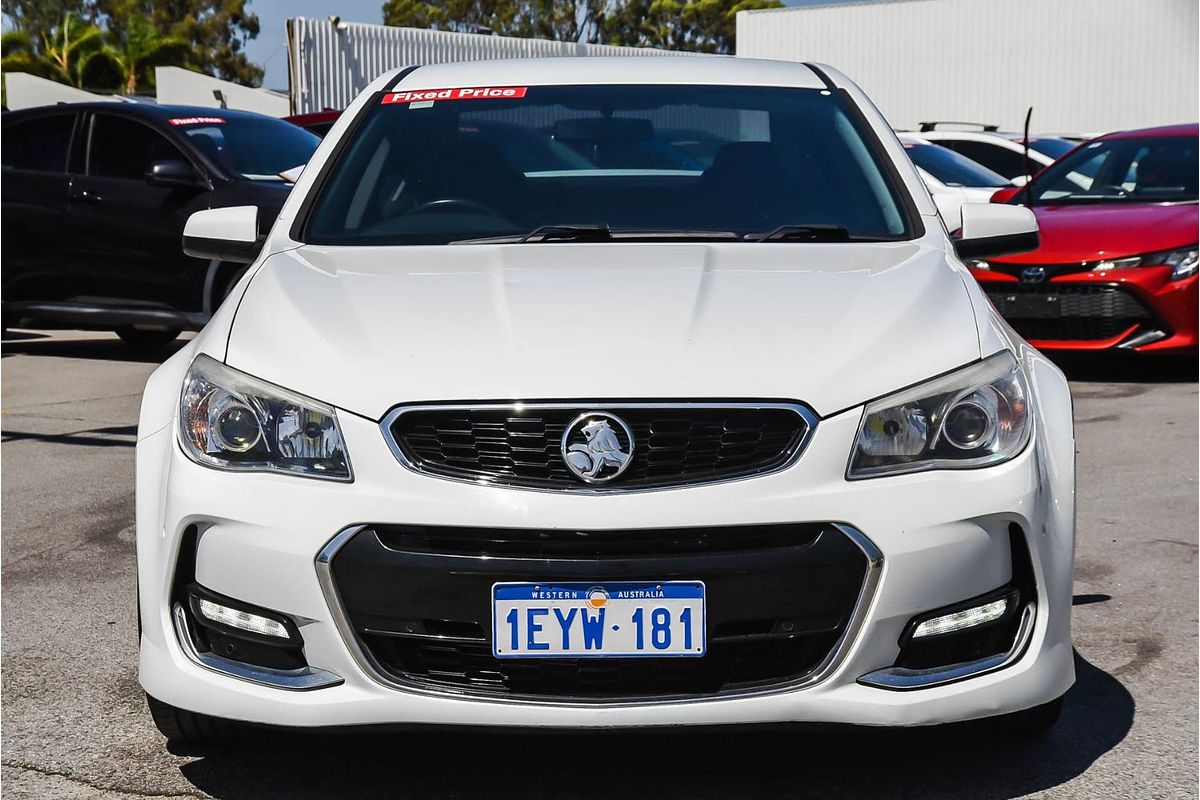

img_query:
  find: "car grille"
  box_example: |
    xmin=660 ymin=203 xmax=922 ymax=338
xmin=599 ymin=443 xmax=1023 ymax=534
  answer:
xmin=385 ymin=403 xmax=814 ymax=491
xmin=326 ymin=523 xmax=874 ymax=701
xmin=985 ymin=284 xmax=1155 ymax=342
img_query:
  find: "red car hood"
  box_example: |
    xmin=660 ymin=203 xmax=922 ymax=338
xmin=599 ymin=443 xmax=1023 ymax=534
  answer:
xmin=993 ymin=202 xmax=1198 ymax=265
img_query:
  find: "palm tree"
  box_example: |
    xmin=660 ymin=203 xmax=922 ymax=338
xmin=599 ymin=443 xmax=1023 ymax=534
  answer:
xmin=39 ymin=14 xmax=109 ymax=88
xmin=1 ymin=17 xmax=109 ymax=89
xmin=92 ymin=14 xmax=190 ymax=95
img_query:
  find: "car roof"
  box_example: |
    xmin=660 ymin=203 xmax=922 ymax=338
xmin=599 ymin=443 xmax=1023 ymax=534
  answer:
xmin=1100 ymin=123 xmax=1199 ymax=140
xmin=285 ymin=110 xmax=342 ymax=125
xmin=2 ymin=102 xmax=280 ymax=123
xmin=388 ymin=56 xmax=828 ymax=91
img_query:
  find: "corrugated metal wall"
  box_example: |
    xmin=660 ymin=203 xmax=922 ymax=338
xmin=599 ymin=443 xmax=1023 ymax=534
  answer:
xmin=737 ymin=0 xmax=1198 ymax=134
xmin=287 ymin=19 xmax=691 ymax=115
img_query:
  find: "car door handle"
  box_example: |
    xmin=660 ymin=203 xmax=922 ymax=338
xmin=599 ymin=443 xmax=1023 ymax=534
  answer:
xmin=71 ymin=190 xmax=102 ymax=204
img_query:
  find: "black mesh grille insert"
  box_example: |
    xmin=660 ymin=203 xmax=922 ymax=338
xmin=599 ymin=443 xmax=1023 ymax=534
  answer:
xmin=329 ymin=523 xmax=869 ymax=701
xmin=985 ymin=284 xmax=1157 ymax=342
xmin=387 ymin=404 xmax=812 ymax=490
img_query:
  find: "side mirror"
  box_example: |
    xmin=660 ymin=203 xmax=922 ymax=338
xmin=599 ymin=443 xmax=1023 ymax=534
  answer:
xmin=953 ymin=203 xmax=1039 ymax=260
xmin=183 ymin=206 xmax=262 ymax=264
xmin=146 ymin=159 xmax=198 ymax=188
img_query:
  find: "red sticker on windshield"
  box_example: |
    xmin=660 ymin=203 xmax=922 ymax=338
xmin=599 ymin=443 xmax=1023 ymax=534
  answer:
xmin=381 ymin=86 xmax=527 ymax=104
xmin=168 ymin=116 xmax=225 ymax=126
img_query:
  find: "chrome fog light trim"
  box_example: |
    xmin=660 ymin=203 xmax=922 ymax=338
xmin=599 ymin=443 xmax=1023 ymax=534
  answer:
xmin=857 ymin=603 xmax=1036 ymax=691
xmin=172 ymin=604 xmax=343 ymax=692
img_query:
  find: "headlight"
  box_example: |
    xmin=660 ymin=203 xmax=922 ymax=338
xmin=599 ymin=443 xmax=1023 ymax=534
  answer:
xmin=179 ymin=354 xmax=352 ymax=481
xmin=1090 ymin=248 xmax=1197 ymax=281
xmin=848 ymin=351 xmax=1030 ymax=479
xmin=1161 ymin=247 xmax=1199 ymax=281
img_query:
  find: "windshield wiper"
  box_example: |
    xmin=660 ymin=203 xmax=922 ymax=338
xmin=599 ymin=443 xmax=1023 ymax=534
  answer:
xmin=746 ymin=224 xmax=855 ymax=242
xmin=453 ymin=225 xmax=739 ymax=245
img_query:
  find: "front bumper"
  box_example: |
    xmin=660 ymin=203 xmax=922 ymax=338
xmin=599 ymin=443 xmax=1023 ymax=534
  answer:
xmin=137 ymin=382 xmax=1075 ymax=729
xmin=972 ymin=265 xmax=1198 ymax=354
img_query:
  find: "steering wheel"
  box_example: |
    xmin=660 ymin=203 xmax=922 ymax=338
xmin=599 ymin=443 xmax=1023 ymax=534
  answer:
xmin=405 ymin=198 xmax=506 ymax=219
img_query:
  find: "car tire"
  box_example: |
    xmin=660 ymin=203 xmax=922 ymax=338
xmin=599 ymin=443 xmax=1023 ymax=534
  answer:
xmin=146 ymin=693 xmax=240 ymax=745
xmin=115 ymin=327 xmax=181 ymax=348
xmin=994 ymin=695 xmax=1065 ymax=736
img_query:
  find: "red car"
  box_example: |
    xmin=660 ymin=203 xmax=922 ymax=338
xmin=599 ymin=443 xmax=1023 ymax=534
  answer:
xmin=284 ymin=110 xmax=341 ymax=137
xmin=972 ymin=123 xmax=1197 ymax=355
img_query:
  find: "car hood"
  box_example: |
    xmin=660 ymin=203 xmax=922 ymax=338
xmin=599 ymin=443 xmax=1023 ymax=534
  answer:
xmin=994 ymin=202 xmax=1198 ymax=264
xmin=226 ymin=242 xmax=981 ymax=420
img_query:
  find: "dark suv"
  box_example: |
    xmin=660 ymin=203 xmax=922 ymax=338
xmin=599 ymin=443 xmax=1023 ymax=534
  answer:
xmin=2 ymin=103 xmax=319 ymax=345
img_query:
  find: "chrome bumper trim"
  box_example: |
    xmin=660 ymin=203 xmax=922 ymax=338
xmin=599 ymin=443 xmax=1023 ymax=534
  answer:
xmin=315 ymin=522 xmax=884 ymax=708
xmin=172 ymin=604 xmax=343 ymax=692
xmin=856 ymin=602 xmax=1036 ymax=691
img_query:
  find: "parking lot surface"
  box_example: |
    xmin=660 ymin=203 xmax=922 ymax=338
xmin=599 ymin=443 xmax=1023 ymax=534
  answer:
xmin=2 ymin=329 xmax=1196 ymax=800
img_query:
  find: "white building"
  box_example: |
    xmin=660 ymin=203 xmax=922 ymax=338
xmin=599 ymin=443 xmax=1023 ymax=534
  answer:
xmin=285 ymin=18 xmax=694 ymax=115
xmin=737 ymin=0 xmax=1198 ymax=134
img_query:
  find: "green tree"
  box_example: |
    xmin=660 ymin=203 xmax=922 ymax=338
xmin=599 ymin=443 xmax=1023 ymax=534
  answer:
xmin=90 ymin=13 xmax=189 ymax=92
xmin=1 ymin=0 xmax=90 ymax=49
xmin=1 ymin=12 xmax=110 ymax=86
xmin=95 ymin=0 xmax=262 ymax=86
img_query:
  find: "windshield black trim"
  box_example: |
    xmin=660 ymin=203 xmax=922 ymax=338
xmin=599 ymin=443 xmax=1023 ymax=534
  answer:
xmin=290 ymin=64 xmax=423 ymax=243
xmin=295 ymin=79 xmax=924 ymax=246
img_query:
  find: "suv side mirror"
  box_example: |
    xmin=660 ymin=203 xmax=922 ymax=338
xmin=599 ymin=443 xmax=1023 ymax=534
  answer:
xmin=146 ymin=159 xmax=198 ymax=188
xmin=953 ymin=203 xmax=1039 ymax=260
xmin=183 ymin=206 xmax=262 ymax=263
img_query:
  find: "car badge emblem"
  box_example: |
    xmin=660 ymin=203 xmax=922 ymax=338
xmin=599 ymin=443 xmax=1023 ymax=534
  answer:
xmin=1020 ymin=266 xmax=1047 ymax=284
xmin=561 ymin=412 xmax=635 ymax=484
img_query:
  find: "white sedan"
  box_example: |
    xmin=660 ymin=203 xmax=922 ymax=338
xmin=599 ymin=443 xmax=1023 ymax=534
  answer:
xmin=136 ymin=56 xmax=1076 ymax=743
xmin=918 ymin=126 xmax=1075 ymax=184
xmin=898 ymin=133 xmax=1012 ymax=230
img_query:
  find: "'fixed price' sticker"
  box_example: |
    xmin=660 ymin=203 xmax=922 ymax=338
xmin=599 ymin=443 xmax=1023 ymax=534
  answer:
xmin=381 ymin=86 xmax=528 ymax=105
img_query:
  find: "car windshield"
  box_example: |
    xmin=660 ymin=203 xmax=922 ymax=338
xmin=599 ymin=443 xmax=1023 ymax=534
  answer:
xmin=1027 ymin=138 xmax=1075 ymax=159
xmin=303 ymin=84 xmax=914 ymax=245
xmin=904 ymin=142 xmax=1009 ymax=187
xmin=176 ymin=116 xmax=320 ymax=181
xmin=1028 ymin=134 xmax=1198 ymax=205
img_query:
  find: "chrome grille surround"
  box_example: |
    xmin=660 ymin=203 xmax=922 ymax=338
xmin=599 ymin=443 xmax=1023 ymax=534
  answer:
xmin=379 ymin=401 xmax=820 ymax=493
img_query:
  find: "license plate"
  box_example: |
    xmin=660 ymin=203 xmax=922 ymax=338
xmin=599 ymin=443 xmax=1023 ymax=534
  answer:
xmin=492 ymin=581 xmax=706 ymax=658
xmin=1004 ymin=294 xmax=1061 ymax=319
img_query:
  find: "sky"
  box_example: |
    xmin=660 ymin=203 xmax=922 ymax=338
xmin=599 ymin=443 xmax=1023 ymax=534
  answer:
xmin=246 ymin=0 xmax=827 ymax=91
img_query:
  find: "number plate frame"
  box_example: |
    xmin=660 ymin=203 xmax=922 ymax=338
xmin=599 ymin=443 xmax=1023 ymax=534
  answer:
xmin=491 ymin=581 xmax=706 ymax=659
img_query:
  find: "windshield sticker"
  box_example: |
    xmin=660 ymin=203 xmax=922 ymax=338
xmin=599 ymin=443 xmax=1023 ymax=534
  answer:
xmin=381 ymin=86 xmax=528 ymax=105
xmin=168 ymin=116 xmax=225 ymax=126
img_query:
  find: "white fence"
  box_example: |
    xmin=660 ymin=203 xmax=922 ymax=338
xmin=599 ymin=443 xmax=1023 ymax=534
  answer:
xmin=3 ymin=72 xmax=117 ymax=110
xmin=286 ymin=18 xmax=693 ymax=115
xmin=154 ymin=67 xmax=289 ymax=117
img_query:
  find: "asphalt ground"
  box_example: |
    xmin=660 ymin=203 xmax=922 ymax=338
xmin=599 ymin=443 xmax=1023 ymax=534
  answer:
xmin=2 ymin=329 xmax=1196 ymax=799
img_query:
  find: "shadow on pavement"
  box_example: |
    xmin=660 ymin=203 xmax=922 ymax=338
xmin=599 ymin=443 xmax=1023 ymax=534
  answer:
xmin=1050 ymin=352 xmax=1198 ymax=384
xmin=1 ymin=331 xmax=189 ymax=364
xmin=176 ymin=652 xmax=1130 ymax=800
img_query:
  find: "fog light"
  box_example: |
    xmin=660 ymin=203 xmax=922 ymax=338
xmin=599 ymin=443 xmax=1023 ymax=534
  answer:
xmin=196 ymin=597 xmax=291 ymax=639
xmin=911 ymin=597 xmax=1008 ymax=638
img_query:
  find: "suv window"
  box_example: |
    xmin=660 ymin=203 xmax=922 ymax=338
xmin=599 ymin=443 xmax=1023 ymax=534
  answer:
xmin=940 ymin=140 xmax=1040 ymax=181
xmin=1 ymin=114 xmax=76 ymax=173
xmin=304 ymin=84 xmax=914 ymax=245
xmin=88 ymin=114 xmax=187 ymax=180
